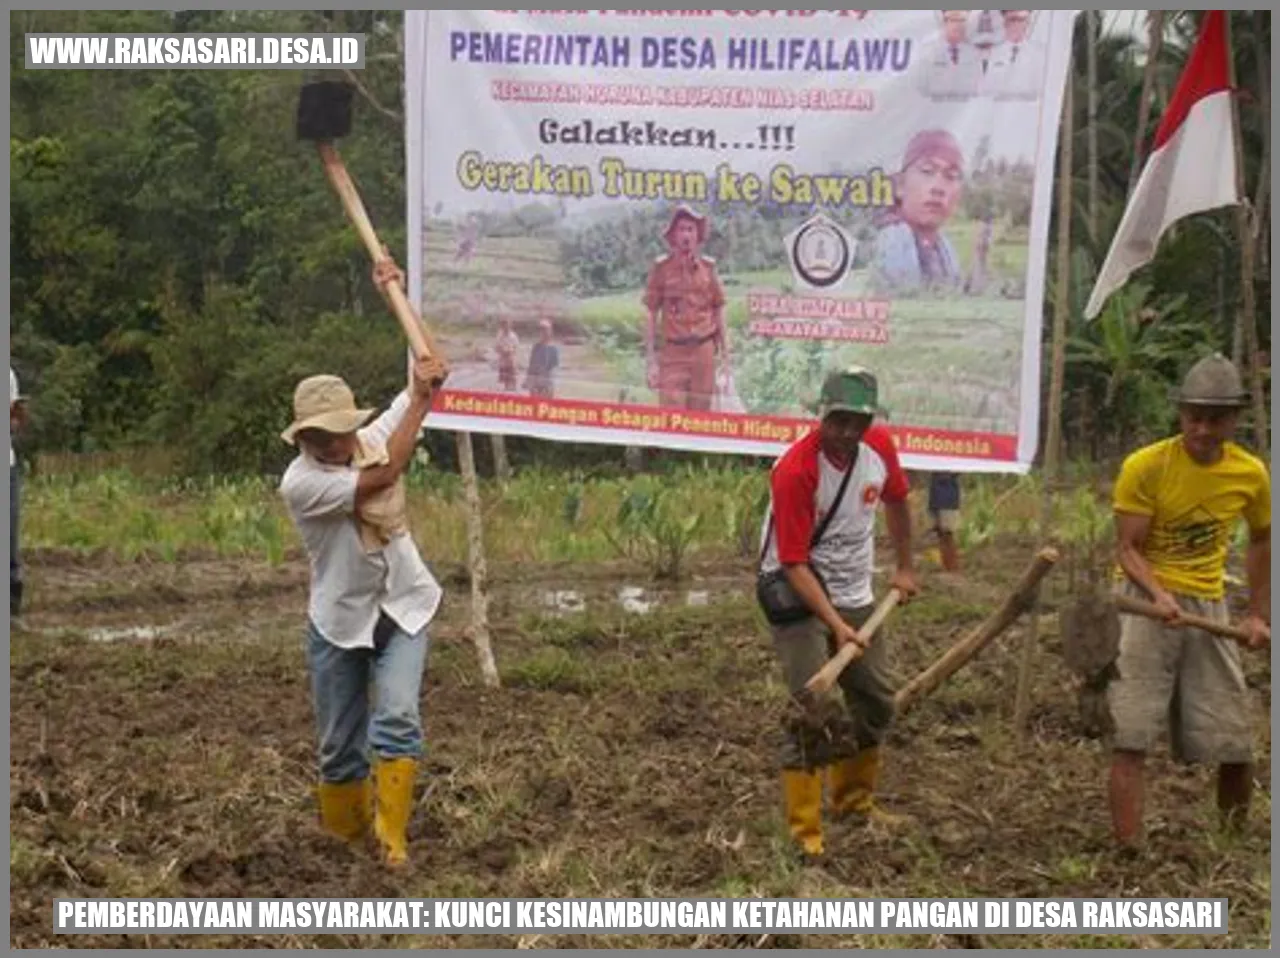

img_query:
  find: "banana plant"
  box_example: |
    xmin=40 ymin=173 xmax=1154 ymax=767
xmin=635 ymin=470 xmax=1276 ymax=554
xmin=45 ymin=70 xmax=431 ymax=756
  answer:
xmin=1064 ymin=277 xmax=1204 ymax=453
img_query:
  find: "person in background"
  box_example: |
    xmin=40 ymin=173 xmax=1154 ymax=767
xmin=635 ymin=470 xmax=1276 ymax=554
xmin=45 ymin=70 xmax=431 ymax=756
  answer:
xmin=495 ymin=318 xmax=520 ymax=392
xmin=454 ymin=214 xmax=480 ymax=265
xmin=10 ymin=365 xmax=27 ymax=620
xmin=872 ymin=130 xmax=967 ymax=294
xmin=964 ymin=216 xmax=994 ymax=295
xmin=525 ymin=319 xmax=560 ymax=399
xmin=927 ymin=472 xmax=962 ymax=572
xmin=1108 ymin=353 xmax=1270 ymax=851
xmin=278 ymin=256 xmax=450 ymax=870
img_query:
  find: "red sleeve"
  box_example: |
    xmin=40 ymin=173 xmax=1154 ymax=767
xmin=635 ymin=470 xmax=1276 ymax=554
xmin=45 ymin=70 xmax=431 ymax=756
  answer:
xmin=864 ymin=426 xmax=909 ymax=504
xmin=771 ymin=444 xmax=819 ymax=565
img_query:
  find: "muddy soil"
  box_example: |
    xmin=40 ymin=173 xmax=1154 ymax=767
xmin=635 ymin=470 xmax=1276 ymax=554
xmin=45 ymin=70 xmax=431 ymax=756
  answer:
xmin=9 ymin=541 xmax=1272 ymax=948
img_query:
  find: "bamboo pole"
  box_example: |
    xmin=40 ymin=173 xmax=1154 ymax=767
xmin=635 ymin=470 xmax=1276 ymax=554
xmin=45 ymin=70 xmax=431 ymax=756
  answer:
xmin=1225 ymin=13 xmax=1270 ymax=458
xmin=1013 ymin=51 xmax=1074 ymax=734
xmin=457 ymin=432 xmax=501 ymax=687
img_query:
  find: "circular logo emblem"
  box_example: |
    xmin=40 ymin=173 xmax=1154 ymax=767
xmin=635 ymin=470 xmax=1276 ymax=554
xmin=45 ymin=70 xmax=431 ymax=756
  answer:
xmin=791 ymin=218 xmax=852 ymax=290
xmin=862 ymin=484 xmax=880 ymax=506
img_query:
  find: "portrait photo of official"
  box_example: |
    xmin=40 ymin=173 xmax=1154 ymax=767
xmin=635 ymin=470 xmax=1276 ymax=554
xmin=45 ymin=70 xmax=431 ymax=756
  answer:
xmin=919 ymin=10 xmax=982 ymax=100
xmin=989 ymin=10 xmax=1042 ymax=100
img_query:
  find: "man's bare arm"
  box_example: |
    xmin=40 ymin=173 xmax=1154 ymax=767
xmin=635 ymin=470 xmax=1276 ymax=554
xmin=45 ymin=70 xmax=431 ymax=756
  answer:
xmin=355 ymin=396 xmax=432 ymax=505
xmin=1246 ymin=526 xmax=1271 ymax=622
xmin=355 ymin=356 xmax=447 ymax=505
xmin=1115 ymin=511 xmax=1180 ymax=620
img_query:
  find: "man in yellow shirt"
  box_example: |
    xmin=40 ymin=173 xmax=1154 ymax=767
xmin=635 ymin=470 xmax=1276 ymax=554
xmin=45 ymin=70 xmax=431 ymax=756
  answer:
xmin=1109 ymin=353 xmax=1270 ymax=850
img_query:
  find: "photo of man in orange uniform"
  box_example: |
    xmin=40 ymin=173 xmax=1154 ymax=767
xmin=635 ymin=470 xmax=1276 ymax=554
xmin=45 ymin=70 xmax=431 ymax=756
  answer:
xmin=642 ymin=206 xmax=732 ymax=411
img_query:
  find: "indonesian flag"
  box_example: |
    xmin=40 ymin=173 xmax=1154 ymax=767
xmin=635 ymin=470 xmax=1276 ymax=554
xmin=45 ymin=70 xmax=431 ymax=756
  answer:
xmin=1084 ymin=11 xmax=1240 ymax=319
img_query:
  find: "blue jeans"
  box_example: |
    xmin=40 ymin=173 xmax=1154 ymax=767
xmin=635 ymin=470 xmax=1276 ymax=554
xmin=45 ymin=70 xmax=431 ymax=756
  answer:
xmin=305 ymin=615 xmax=429 ymax=784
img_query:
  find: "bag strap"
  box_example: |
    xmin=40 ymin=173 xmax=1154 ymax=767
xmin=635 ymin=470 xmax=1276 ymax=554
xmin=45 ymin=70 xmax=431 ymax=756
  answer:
xmin=758 ymin=447 xmax=859 ymax=569
xmin=811 ymin=450 xmax=858 ymax=547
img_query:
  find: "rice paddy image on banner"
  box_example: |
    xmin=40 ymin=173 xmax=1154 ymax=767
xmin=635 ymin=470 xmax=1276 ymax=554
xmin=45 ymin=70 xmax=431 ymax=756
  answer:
xmin=405 ymin=10 xmax=1077 ymax=473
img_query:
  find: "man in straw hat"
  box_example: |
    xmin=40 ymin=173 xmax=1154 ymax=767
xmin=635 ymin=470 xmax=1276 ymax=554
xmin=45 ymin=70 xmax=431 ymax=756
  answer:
xmin=278 ymin=257 xmax=449 ymax=869
xmin=1108 ymin=353 xmax=1270 ymax=851
xmin=643 ymin=205 xmax=732 ymax=411
xmin=757 ymin=366 xmax=919 ymax=860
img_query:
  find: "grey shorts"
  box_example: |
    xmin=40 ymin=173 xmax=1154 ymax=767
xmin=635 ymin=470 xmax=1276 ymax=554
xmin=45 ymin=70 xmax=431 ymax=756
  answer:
xmin=1106 ymin=585 xmax=1254 ymax=765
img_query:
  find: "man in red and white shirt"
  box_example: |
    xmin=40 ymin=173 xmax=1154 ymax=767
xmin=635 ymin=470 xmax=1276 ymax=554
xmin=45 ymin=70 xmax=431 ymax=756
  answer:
xmin=759 ymin=366 xmax=918 ymax=858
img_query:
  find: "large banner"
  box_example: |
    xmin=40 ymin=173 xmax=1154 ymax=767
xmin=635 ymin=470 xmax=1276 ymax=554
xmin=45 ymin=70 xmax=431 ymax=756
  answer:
xmin=405 ymin=10 xmax=1076 ymax=473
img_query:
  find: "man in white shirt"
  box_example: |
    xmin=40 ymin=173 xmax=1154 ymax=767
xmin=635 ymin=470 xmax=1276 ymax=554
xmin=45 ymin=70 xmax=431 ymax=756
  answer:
xmin=10 ymin=366 xmax=26 ymax=619
xmin=988 ymin=9 xmax=1040 ymax=100
xmin=279 ymin=257 xmax=449 ymax=869
xmin=920 ymin=10 xmax=982 ymax=101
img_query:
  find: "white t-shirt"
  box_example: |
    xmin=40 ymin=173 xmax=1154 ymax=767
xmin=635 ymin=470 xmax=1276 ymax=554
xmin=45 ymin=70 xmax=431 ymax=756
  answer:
xmin=759 ymin=426 xmax=909 ymax=609
xmin=279 ymin=391 xmax=442 ymax=650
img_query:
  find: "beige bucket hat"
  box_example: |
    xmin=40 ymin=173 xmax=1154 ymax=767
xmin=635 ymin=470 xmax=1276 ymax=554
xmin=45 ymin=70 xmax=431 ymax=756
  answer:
xmin=281 ymin=375 xmax=375 ymax=445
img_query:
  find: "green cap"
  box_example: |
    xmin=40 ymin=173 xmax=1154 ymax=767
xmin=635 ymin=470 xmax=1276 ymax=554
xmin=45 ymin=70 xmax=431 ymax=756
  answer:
xmin=816 ymin=365 xmax=879 ymax=419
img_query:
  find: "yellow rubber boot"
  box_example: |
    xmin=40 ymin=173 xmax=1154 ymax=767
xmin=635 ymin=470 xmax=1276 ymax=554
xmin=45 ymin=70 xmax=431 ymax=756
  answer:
xmin=373 ymin=757 xmax=418 ymax=868
xmin=829 ymin=747 xmax=908 ymax=827
xmin=317 ymin=779 xmax=372 ymax=843
xmin=781 ymin=769 xmax=824 ymax=858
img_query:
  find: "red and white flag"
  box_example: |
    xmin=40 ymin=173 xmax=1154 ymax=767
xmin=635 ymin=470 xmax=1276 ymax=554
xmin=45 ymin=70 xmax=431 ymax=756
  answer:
xmin=1084 ymin=11 xmax=1240 ymax=319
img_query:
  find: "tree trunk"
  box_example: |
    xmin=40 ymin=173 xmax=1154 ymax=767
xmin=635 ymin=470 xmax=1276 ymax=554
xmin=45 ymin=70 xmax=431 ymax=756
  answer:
xmin=1226 ymin=14 xmax=1271 ymax=458
xmin=457 ymin=432 xmax=501 ymax=688
xmin=490 ymin=433 xmax=512 ymax=483
xmin=1087 ymin=11 xmax=1099 ymax=242
xmin=1253 ymin=10 xmax=1271 ymax=272
xmin=1128 ymin=12 xmax=1165 ymax=197
xmin=1226 ymin=246 xmax=1240 ymax=369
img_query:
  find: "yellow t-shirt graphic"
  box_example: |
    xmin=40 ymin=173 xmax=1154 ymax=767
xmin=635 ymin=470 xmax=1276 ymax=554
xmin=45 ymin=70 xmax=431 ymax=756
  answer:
xmin=1113 ymin=437 xmax=1271 ymax=600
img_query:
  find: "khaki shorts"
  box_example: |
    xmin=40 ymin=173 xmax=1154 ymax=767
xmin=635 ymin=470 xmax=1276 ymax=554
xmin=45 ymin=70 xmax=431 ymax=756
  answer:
xmin=1106 ymin=584 xmax=1254 ymax=764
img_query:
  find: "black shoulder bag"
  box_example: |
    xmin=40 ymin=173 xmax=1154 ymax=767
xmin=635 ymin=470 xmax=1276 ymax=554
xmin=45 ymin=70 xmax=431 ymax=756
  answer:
xmin=755 ymin=454 xmax=857 ymax=626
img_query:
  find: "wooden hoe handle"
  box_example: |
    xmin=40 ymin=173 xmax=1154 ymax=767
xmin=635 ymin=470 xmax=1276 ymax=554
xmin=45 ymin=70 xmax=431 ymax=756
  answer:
xmin=1112 ymin=592 xmax=1254 ymax=645
xmin=316 ymin=143 xmax=441 ymax=366
xmin=801 ymin=589 xmax=904 ymax=700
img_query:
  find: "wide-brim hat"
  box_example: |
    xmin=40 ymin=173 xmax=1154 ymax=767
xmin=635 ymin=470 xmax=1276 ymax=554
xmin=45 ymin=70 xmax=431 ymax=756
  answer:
xmin=1176 ymin=353 xmax=1249 ymax=408
xmin=664 ymin=204 xmax=709 ymax=244
xmin=281 ymin=374 xmax=375 ymax=445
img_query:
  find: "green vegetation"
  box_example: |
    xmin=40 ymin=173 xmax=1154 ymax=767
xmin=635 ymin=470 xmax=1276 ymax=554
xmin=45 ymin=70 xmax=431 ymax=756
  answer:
xmin=22 ymin=459 xmax=1143 ymax=588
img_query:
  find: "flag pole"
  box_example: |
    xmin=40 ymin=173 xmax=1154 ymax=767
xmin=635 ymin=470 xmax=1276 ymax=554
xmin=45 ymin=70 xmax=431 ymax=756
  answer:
xmin=1013 ymin=46 xmax=1074 ymax=736
xmin=1225 ymin=12 xmax=1269 ymax=457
